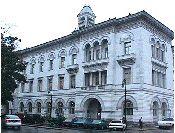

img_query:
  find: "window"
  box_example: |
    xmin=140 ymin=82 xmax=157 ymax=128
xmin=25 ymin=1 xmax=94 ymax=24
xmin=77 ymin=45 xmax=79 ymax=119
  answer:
xmin=40 ymin=62 xmax=44 ymax=72
xmin=47 ymin=102 xmax=51 ymax=115
xmin=123 ymin=68 xmax=131 ymax=84
xmin=38 ymin=79 xmax=43 ymax=92
xmin=20 ymin=102 xmax=24 ymax=112
xmin=92 ymin=72 xmax=99 ymax=86
xmin=151 ymin=45 xmax=155 ymax=58
xmin=69 ymin=101 xmax=75 ymax=114
xmin=124 ymin=42 xmax=131 ymax=54
xmin=161 ymin=102 xmax=167 ymax=117
xmin=101 ymin=70 xmax=107 ymax=85
xmin=85 ymin=73 xmax=90 ymax=86
xmin=21 ymin=82 xmax=25 ymax=93
xmin=57 ymin=102 xmax=63 ymax=116
xmin=162 ymin=74 xmax=166 ymax=88
xmin=153 ymin=101 xmax=159 ymax=116
xmin=60 ymin=57 xmax=65 ymax=68
xmin=85 ymin=44 xmax=91 ymax=62
xmin=123 ymin=100 xmax=133 ymax=115
xmin=36 ymin=102 xmax=41 ymax=113
xmin=104 ymin=47 xmax=108 ymax=59
xmin=70 ymin=75 xmax=76 ymax=88
xmin=47 ymin=76 xmax=53 ymax=91
xmin=49 ymin=60 xmax=53 ymax=70
xmin=96 ymin=49 xmax=100 ymax=60
xmin=59 ymin=76 xmax=64 ymax=89
xmin=30 ymin=64 xmax=35 ymax=74
xmin=29 ymin=80 xmax=33 ymax=92
xmin=152 ymin=70 xmax=156 ymax=86
xmin=72 ymin=54 xmax=77 ymax=65
xmin=28 ymin=102 xmax=32 ymax=113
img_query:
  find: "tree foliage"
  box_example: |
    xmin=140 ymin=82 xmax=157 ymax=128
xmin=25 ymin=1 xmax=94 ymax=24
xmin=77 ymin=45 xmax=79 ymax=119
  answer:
xmin=1 ymin=32 xmax=26 ymax=105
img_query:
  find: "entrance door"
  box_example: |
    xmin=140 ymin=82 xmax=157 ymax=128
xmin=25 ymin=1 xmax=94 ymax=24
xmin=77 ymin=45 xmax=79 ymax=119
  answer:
xmin=85 ymin=98 xmax=102 ymax=119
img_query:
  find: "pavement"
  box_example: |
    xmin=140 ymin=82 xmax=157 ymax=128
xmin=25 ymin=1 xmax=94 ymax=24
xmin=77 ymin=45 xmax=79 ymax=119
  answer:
xmin=22 ymin=123 xmax=160 ymax=131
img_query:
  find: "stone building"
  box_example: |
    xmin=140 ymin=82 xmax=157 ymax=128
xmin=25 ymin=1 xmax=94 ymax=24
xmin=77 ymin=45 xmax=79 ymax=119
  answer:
xmin=12 ymin=5 xmax=174 ymax=123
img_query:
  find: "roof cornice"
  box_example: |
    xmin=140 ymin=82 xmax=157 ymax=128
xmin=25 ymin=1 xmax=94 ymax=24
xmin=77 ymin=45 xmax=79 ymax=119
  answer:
xmin=18 ymin=10 xmax=174 ymax=55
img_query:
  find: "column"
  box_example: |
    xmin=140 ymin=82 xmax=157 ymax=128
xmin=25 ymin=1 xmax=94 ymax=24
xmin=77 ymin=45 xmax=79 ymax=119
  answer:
xmin=90 ymin=73 xmax=93 ymax=86
xmin=99 ymin=71 xmax=102 ymax=86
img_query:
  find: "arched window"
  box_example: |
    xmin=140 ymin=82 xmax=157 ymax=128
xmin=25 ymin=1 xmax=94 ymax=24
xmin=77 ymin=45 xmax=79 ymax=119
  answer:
xmin=46 ymin=102 xmax=51 ymax=115
xmin=57 ymin=102 xmax=64 ymax=115
xmin=153 ymin=101 xmax=159 ymax=116
xmin=69 ymin=101 xmax=75 ymax=114
xmin=36 ymin=102 xmax=41 ymax=113
xmin=85 ymin=44 xmax=91 ymax=62
xmin=161 ymin=102 xmax=167 ymax=117
xmin=123 ymin=100 xmax=133 ymax=115
xmin=20 ymin=102 xmax=24 ymax=112
xmin=72 ymin=54 xmax=77 ymax=65
xmin=101 ymin=39 xmax=108 ymax=59
xmin=28 ymin=102 xmax=32 ymax=113
xmin=93 ymin=41 xmax=100 ymax=60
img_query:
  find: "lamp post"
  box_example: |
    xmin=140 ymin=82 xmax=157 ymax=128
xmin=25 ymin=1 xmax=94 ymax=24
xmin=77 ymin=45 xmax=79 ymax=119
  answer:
xmin=48 ymin=91 xmax=53 ymax=118
xmin=122 ymin=79 xmax=127 ymax=124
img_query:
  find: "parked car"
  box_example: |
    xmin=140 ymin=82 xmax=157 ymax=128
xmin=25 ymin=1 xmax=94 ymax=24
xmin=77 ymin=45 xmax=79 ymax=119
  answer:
xmin=158 ymin=118 xmax=174 ymax=129
xmin=62 ymin=117 xmax=77 ymax=127
xmin=108 ymin=120 xmax=126 ymax=130
xmin=71 ymin=117 xmax=93 ymax=128
xmin=89 ymin=119 xmax=108 ymax=130
xmin=1 ymin=114 xmax=21 ymax=129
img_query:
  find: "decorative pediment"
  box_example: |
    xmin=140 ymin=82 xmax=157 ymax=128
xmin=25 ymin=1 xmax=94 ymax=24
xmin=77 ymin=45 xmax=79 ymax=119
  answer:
xmin=66 ymin=64 xmax=79 ymax=74
xmin=116 ymin=53 xmax=136 ymax=66
xmin=83 ymin=62 xmax=108 ymax=72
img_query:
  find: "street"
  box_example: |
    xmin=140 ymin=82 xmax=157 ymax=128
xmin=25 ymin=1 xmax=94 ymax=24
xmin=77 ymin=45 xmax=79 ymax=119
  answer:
xmin=1 ymin=126 xmax=174 ymax=133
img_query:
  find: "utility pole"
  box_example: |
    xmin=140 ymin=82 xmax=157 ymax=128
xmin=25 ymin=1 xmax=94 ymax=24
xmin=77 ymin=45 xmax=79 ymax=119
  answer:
xmin=122 ymin=79 xmax=127 ymax=124
xmin=48 ymin=91 xmax=52 ymax=118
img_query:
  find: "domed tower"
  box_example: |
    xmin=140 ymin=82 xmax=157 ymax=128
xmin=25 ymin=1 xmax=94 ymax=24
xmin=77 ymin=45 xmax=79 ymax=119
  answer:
xmin=77 ymin=5 xmax=96 ymax=29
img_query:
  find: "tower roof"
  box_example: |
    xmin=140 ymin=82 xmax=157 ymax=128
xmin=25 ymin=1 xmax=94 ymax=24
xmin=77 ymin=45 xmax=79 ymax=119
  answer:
xmin=77 ymin=5 xmax=95 ymax=17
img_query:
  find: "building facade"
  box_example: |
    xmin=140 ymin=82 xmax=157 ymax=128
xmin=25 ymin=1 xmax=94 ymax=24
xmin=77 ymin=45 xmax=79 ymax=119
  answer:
xmin=12 ymin=6 xmax=174 ymax=123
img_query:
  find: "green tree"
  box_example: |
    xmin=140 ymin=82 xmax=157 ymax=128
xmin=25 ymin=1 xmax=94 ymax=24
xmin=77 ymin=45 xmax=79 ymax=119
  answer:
xmin=1 ymin=32 xmax=26 ymax=106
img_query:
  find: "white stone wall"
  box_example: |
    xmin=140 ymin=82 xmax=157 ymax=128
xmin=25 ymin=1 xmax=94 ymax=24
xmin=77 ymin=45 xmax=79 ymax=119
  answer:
xmin=13 ymin=21 xmax=174 ymax=123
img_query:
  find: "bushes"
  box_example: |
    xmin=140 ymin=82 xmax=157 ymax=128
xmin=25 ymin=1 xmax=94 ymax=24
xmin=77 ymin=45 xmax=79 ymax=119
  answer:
xmin=24 ymin=114 xmax=45 ymax=124
xmin=48 ymin=116 xmax=66 ymax=127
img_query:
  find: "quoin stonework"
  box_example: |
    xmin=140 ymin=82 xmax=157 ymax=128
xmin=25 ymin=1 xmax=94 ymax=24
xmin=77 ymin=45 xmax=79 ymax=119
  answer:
xmin=11 ymin=5 xmax=174 ymax=124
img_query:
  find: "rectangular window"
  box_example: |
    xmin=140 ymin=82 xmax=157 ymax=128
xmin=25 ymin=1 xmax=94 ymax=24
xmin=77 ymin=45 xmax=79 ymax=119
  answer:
xmin=29 ymin=80 xmax=33 ymax=92
xmin=47 ymin=76 xmax=53 ymax=91
xmin=38 ymin=79 xmax=43 ymax=91
xmin=124 ymin=42 xmax=131 ymax=55
xmin=49 ymin=60 xmax=53 ymax=70
xmin=70 ymin=75 xmax=76 ymax=89
xmin=123 ymin=68 xmax=131 ymax=84
xmin=152 ymin=70 xmax=155 ymax=86
xmin=157 ymin=72 xmax=161 ymax=87
xmin=94 ymin=72 xmax=99 ymax=85
xmin=30 ymin=64 xmax=34 ymax=74
xmin=72 ymin=54 xmax=77 ymax=65
xmin=161 ymin=50 xmax=165 ymax=62
xmin=21 ymin=82 xmax=25 ymax=93
xmin=40 ymin=62 xmax=44 ymax=72
xmin=85 ymin=73 xmax=90 ymax=86
xmin=101 ymin=70 xmax=107 ymax=85
xmin=60 ymin=57 xmax=65 ymax=68
xmin=151 ymin=45 xmax=155 ymax=58
xmin=59 ymin=76 xmax=64 ymax=89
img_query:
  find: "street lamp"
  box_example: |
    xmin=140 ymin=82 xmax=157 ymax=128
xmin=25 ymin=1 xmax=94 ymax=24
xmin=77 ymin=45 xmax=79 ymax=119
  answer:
xmin=122 ymin=79 xmax=127 ymax=124
xmin=48 ymin=91 xmax=53 ymax=118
